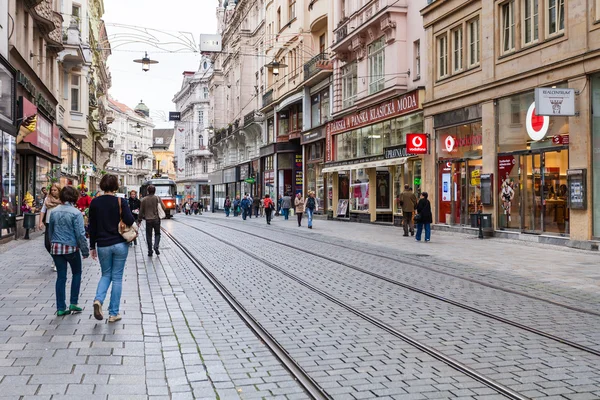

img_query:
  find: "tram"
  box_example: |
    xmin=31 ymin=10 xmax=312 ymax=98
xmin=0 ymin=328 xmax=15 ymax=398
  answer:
xmin=140 ymin=177 xmax=177 ymax=218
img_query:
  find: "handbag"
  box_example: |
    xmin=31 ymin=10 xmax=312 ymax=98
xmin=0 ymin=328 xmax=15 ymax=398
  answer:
xmin=118 ymin=198 xmax=138 ymax=243
xmin=413 ymin=213 xmax=422 ymax=223
xmin=157 ymin=199 xmax=166 ymax=219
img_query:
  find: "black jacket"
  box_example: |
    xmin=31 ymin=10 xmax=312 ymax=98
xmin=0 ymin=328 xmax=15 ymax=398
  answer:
xmin=128 ymin=197 xmax=141 ymax=212
xmin=416 ymin=198 xmax=433 ymax=224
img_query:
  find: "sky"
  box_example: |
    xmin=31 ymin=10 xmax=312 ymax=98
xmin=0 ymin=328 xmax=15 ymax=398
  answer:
xmin=103 ymin=0 xmax=218 ymax=128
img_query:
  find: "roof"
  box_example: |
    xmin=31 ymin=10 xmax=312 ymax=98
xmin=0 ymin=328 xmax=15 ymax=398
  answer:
xmin=153 ymin=129 xmax=175 ymax=148
xmin=108 ymin=97 xmax=133 ymax=114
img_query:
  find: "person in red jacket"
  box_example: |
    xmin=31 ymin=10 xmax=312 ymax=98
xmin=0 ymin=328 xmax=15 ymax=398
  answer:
xmin=76 ymin=189 xmax=92 ymax=212
xmin=263 ymin=194 xmax=275 ymax=225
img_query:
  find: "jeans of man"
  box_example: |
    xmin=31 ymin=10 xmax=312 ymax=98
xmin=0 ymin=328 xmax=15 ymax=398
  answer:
xmin=266 ymin=208 xmax=272 ymax=224
xmin=415 ymin=223 xmax=431 ymax=242
xmin=403 ymin=211 xmax=414 ymax=235
xmin=254 ymin=206 xmax=259 ymax=217
xmin=52 ymin=251 xmax=82 ymax=311
xmin=242 ymin=207 xmax=249 ymax=220
xmin=225 ymin=208 xmax=230 ymax=217
xmin=146 ymin=219 xmax=161 ymax=251
xmin=282 ymin=208 xmax=289 ymax=220
xmin=306 ymin=208 xmax=314 ymax=228
xmin=95 ymin=242 xmax=129 ymax=316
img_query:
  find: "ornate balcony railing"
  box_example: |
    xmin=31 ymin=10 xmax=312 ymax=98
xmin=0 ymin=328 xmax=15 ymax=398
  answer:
xmin=304 ymin=52 xmax=328 ymax=81
xmin=262 ymin=89 xmax=273 ymax=108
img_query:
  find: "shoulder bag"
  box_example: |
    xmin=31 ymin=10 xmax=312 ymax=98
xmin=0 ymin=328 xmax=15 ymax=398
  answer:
xmin=413 ymin=213 xmax=422 ymax=223
xmin=118 ymin=197 xmax=138 ymax=243
xmin=157 ymin=197 xmax=166 ymax=219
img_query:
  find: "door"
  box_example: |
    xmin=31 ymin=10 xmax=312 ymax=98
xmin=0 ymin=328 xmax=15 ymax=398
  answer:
xmin=523 ymin=154 xmax=543 ymax=233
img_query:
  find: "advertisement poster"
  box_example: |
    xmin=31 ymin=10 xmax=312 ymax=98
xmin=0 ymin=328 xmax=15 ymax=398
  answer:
xmin=337 ymin=199 xmax=348 ymax=217
xmin=295 ymin=154 xmax=303 ymax=194
xmin=376 ymin=171 xmax=390 ymax=209
xmin=442 ymin=173 xmax=451 ymax=201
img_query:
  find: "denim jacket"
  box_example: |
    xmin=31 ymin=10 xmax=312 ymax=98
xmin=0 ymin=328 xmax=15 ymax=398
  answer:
xmin=48 ymin=203 xmax=90 ymax=257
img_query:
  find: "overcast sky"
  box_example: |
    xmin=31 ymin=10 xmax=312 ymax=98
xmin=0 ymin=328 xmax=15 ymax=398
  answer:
xmin=103 ymin=0 xmax=218 ymax=128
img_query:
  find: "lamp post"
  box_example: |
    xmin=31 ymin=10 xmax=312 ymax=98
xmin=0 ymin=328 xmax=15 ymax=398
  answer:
xmin=264 ymin=60 xmax=287 ymax=76
xmin=133 ymin=52 xmax=159 ymax=72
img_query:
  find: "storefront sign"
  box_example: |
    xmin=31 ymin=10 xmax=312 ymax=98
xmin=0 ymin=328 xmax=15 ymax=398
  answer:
xmin=535 ymin=88 xmax=575 ymax=116
xmin=437 ymin=122 xmax=483 ymax=159
xmin=168 ymin=112 xmax=181 ymax=121
xmin=17 ymin=71 xmax=56 ymax=120
xmin=526 ymin=102 xmax=550 ymax=141
xmin=567 ymin=169 xmax=586 ymax=209
xmin=406 ymin=133 xmax=428 ymax=155
xmin=326 ymin=90 xmax=420 ymax=136
xmin=301 ymin=129 xmax=324 ymax=144
xmin=384 ymin=145 xmax=408 ymax=159
xmin=295 ymin=154 xmax=303 ymax=193
xmin=325 ymin=155 xmax=383 ymax=168
xmin=552 ymin=135 xmax=569 ymax=145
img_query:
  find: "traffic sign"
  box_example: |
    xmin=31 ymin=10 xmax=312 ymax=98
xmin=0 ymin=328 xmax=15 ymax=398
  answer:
xmin=125 ymin=154 xmax=133 ymax=166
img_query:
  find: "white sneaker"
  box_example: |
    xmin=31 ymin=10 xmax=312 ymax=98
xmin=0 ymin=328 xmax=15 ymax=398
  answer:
xmin=51 ymin=263 xmax=57 ymax=272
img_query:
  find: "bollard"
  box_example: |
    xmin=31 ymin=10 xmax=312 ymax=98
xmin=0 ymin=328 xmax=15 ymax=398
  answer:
xmin=23 ymin=212 xmax=36 ymax=240
xmin=477 ymin=210 xmax=484 ymax=239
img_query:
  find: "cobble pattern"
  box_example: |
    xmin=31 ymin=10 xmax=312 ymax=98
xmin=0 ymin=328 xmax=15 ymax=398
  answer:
xmin=172 ymin=216 xmax=600 ymax=399
xmin=163 ymin=220 xmax=501 ymax=399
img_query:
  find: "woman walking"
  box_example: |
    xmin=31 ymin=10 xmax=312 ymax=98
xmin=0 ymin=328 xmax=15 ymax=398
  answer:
xmin=304 ymin=191 xmax=317 ymax=229
xmin=88 ymin=174 xmax=136 ymax=322
xmin=415 ymin=192 xmax=433 ymax=242
xmin=263 ymin=194 xmax=275 ymax=225
xmin=48 ymin=186 xmax=89 ymax=316
xmin=294 ymin=193 xmax=304 ymax=227
xmin=39 ymin=183 xmax=62 ymax=271
xmin=224 ymin=196 xmax=231 ymax=217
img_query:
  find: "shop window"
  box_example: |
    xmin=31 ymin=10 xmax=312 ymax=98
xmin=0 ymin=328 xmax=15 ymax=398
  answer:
xmin=368 ymin=37 xmax=385 ymax=94
xmin=467 ymin=18 xmax=480 ymax=67
xmin=311 ymin=89 xmax=330 ymax=127
xmin=546 ymin=0 xmax=565 ymax=36
xmin=452 ymin=27 xmax=463 ymax=73
xmin=437 ymin=34 xmax=448 ymax=79
xmin=350 ymin=169 xmax=369 ymax=212
xmin=342 ymin=62 xmax=357 ymax=108
xmin=278 ymin=112 xmax=289 ymax=136
xmin=311 ymin=94 xmax=320 ymax=128
xmin=308 ymin=142 xmax=323 ymax=161
xmin=0 ymin=133 xmax=17 ymax=219
xmin=501 ymin=1 xmax=516 ymax=54
xmin=413 ymin=40 xmax=421 ymax=79
xmin=523 ymin=0 xmax=539 ymax=45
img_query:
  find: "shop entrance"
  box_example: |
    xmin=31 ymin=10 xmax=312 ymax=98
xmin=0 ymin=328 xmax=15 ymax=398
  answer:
xmin=438 ymin=159 xmax=482 ymax=225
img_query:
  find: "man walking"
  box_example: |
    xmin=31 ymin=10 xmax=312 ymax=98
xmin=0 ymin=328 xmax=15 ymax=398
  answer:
xmin=139 ymin=185 xmax=166 ymax=257
xmin=281 ymin=192 xmax=292 ymax=220
xmin=399 ymin=184 xmax=417 ymax=236
xmin=128 ymin=190 xmax=141 ymax=246
xmin=241 ymin=194 xmax=251 ymax=220
xmin=252 ymin=195 xmax=260 ymax=218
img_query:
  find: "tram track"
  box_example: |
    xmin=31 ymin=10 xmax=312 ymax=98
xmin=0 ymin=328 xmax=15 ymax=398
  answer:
xmin=175 ymin=217 xmax=600 ymax=359
xmin=161 ymin=223 xmax=526 ymax=400
xmin=193 ymin=216 xmax=600 ymax=317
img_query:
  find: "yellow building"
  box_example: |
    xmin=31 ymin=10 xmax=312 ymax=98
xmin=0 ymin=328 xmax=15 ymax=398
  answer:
xmin=152 ymin=129 xmax=176 ymax=180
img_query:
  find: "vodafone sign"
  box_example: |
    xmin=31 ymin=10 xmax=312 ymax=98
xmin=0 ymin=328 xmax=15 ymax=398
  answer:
xmin=406 ymin=133 xmax=428 ymax=154
xmin=526 ymin=102 xmax=550 ymax=141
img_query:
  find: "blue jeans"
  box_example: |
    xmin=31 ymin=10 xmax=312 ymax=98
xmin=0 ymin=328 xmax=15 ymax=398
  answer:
xmin=242 ymin=207 xmax=249 ymax=220
xmin=415 ymin=223 xmax=431 ymax=241
xmin=306 ymin=208 xmax=314 ymax=227
xmin=95 ymin=242 xmax=129 ymax=316
xmin=225 ymin=208 xmax=230 ymax=217
xmin=282 ymin=208 xmax=289 ymax=220
xmin=52 ymin=251 xmax=82 ymax=311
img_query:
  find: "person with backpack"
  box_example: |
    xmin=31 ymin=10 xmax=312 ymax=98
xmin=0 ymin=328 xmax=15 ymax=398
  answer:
xmin=241 ymin=194 xmax=251 ymax=221
xmin=263 ymin=194 xmax=275 ymax=225
xmin=224 ymin=196 xmax=232 ymax=217
xmin=304 ymin=191 xmax=317 ymax=229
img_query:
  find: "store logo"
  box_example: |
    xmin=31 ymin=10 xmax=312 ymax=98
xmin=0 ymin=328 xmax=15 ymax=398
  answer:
xmin=445 ymin=135 xmax=456 ymax=152
xmin=526 ymin=102 xmax=549 ymax=141
xmin=406 ymin=133 xmax=428 ymax=154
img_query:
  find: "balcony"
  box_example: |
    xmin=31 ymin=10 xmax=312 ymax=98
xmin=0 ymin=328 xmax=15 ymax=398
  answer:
xmin=262 ymin=89 xmax=273 ymax=108
xmin=185 ymin=147 xmax=212 ymax=159
xmin=29 ymin=0 xmax=63 ymax=48
xmin=304 ymin=53 xmax=333 ymax=84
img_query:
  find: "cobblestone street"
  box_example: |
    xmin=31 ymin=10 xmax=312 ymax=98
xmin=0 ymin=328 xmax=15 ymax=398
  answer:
xmin=0 ymin=213 xmax=599 ymax=399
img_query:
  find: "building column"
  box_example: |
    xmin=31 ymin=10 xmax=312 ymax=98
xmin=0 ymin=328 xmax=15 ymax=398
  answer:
xmin=481 ymin=100 xmax=497 ymax=224
xmin=423 ymin=115 xmax=437 ymax=221
xmin=568 ymin=76 xmax=592 ymax=241
xmin=368 ymin=168 xmax=377 ymax=222
xmin=332 ymin=172 xmax=339 ymax=215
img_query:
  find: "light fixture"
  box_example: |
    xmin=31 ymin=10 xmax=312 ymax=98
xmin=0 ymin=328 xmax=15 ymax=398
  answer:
xmin=133 ymin=52 xmax=159 ymax=72
xmin=265 ymin=60 xmax=287 ymax=76
xmin=132 ymin=122 xmax=142 ymax=134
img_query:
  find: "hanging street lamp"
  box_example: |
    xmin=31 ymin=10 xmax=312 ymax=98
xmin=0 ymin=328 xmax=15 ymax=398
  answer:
xmin=133 ymin=52 xmax=159 ymax=72
xmin=264 ymin=60 xmax=287 ymax=76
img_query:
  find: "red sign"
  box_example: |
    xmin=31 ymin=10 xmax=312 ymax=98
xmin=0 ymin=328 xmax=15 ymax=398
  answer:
xmin=326 ymin=90 xmax=420 ymax=136
xmin=406 ymin=133 xmax=428 ymax=154
xmin=552 ymin=135 xmax=569 ymax=145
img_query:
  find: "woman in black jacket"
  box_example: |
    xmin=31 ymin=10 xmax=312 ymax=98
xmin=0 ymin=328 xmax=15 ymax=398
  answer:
xmin=415 ymin=192 xmax=432 ymax=242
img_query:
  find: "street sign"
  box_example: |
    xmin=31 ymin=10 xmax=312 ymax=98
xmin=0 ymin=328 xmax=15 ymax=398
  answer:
xmin=199 ymin=34 xmax=222 ymax=52
xmin=168 ymin=112 xmax=181 ymax=121
xmin=125 ymin=154 xmax=133 ymax=166
xmin=534 ymin=88 xmax=575 ymax=116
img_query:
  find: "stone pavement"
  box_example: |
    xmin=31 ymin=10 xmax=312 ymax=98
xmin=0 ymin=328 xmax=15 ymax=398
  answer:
xmin=0 ymin=233 xmax=303 ymax=399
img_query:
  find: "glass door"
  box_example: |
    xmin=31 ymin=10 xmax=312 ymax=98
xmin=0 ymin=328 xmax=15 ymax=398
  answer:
xmin=542 ymin=150 xmax=569 ymax=235
xmin=523 ymin=154 xmax=543 ymax=233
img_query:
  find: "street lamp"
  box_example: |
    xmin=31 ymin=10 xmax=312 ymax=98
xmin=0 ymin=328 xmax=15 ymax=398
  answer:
xmin=132 ymin=122 xmax=142 ymax=134
xmin=265 ymin=60 xmax=287 ymax=76
xmin=133 ymin=52 xmax=159 ymax=72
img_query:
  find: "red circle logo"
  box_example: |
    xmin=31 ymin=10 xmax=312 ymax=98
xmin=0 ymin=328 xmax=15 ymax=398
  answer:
xmin=530 ymin=107 xmax=545 ymax=132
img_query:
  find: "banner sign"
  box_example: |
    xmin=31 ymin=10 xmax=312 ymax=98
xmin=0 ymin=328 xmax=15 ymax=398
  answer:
xmin=534 ymin=88 xmax=575 ymax=116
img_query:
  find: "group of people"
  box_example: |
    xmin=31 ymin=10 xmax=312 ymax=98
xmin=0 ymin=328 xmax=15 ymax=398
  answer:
xmin=39 ymin=174 xmax=165 ymax=321
xmin=223 ymin=191 xmax=318 ymax=228
xmin=181 ymin=200 xmax=204 ymax=216
xmin=399 ymin=184 xmax=432 ymax=242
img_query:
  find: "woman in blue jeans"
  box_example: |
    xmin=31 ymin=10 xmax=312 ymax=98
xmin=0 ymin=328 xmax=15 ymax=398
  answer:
xmin=48 ymin=186 xmax=90 ymax=316
xmin=415 ymin=192 xmax=433 ymax=242
xmin=304 ymin=191 xmax=317 ymax=229
xmin=89 ymin=174 xmax=135 ymax=322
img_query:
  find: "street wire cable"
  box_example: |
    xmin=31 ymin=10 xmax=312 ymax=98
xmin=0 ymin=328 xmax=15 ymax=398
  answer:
xmin=167 ymin=218 xmax=529 ymax=400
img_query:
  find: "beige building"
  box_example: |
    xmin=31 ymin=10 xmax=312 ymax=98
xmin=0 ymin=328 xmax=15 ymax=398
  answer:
xmin=421 ymin=0 xmax=600 ymax=248
xmin=152 ymin=129 xmax=176 ymax=180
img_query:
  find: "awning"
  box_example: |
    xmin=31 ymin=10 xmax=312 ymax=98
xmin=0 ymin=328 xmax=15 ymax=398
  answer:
xmin=322 ymin=157 xmax=409 ymax=173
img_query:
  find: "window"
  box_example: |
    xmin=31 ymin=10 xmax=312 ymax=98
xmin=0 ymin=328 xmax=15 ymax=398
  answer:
xmin=547 ymin=0 xmax=565 ymax=36
xmin=310 ymin=89 xmax=330 ymax=127
xmin=502 ymin=1 xmax=516 ymax=53
xmin=277 ymin=7 xmax=281 ymax=31
xmin=342 ymin=62 xmax=357 ymax=108
xmin=289 ymin=0 xmax=296 ymax=21
xmin=72 ymin=4 xmax=81 ymax=30
xmin=437 ymin=34 xmax=448 ymax=78
xmin=414 ymin=40 xmax=421 ymax=78
xmin=452 ymin=27 xmax=463 ymax=72
xmin=523 ymin=0 xmax=539 ymax=44
xmin=198 ymin=110 xmax=204 ymax=127
xmin=199 ymin=135 xmax=204 ymax=148
xmin=467 ymin=18 xmax=480 ymax=66
xmin=70 ymin=74 xmax=80 ymax=112
xmin=202 ymin=160 xmax=208 ymax=173
xmin=368 ymin=37 xmax=385 ymax=94
xmin=203 ymin=87 xmax=209 ymax=99
xmin=319 ymin=34 xmax=326 ymax=53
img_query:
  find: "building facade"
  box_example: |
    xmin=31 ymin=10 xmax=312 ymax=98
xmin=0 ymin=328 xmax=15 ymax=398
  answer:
xmin=105 ymin=99 xmax=154 ymax=195
xmin=151 ymin=129 xmax=176 ymax=180
xmin=173 ymin=58 xmax=214 ymax=207
xmin=421 ymin=0 xmax=600 ymax=247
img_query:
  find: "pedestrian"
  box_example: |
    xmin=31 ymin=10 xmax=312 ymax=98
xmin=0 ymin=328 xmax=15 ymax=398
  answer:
xmin=39 ymin=183 xmax=62 ymax=271
xmin=305 ymin=190 xmax=317 ymax=229
xmin=294 ymin=192 xmax=304 ymax=227
xmin=192 ymin=201 xmax=198 ymax=215
xmin=76 ymin=188 xmax=92 ymax=212
xmin=247 ymin=194 xmax=253 ymax=219
xmin=264 ymin=194 xmax=275 ymax=225
xmin=259 ymin=198 xmax=265 ymax=217
xmin=48 ymin=186 xmax=89 ymax=316
xmin=241 ymin=194 xmax=251 ymax=220
xmin=128 ymin=190 xmax=141 ymax=246
xmin=39 ymin=186 xmax=48 ymax=209
xmin=281 ymin=192 xmax=292 ymax=220
xmin=139 ymin=184 xmax=167 ymax=257
xmin=233 ymin=195 xmax=241 ymax=217
xmin=224 ymin=196 xmax=231 ymax=217
xmin=276 ymin=194 xmax=282 ymax=216
xmin=399 ymin=184 xmax=418 ymax=237
xmin=252 ymin=196 xmax=260 ymax=218
xmin=198 ymin=201 xmax=204 ymax=215
xmin=415 ymin=192 xmax=433 ymax=242
xmin=88 ymin=174 xmax=136 ymax=322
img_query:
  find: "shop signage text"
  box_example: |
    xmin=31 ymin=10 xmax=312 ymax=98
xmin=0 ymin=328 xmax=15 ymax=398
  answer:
xmin=552 ymin=135 xmax=569 ymax=145
xmin=406 ymin=133 xmax=428 ymax=155
xmin=301 ymin=129 xmax=324 ymax=144
xmin=324 ymin=155 xmax=383 ymax=168
xmin=534 ymin=88 xmax=575 ymax=116
xmin=295 ymin=154 xmax=303 ymax=194
xmin=168 ymin=112 xmax=181 ymax=121
xmin=326 ymin=91 xmax=419 ymax=136
xmin=17 ymin=71 xmax=56 ymax=120
xmin=384 ymin=145 xmax=407 ymax=159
